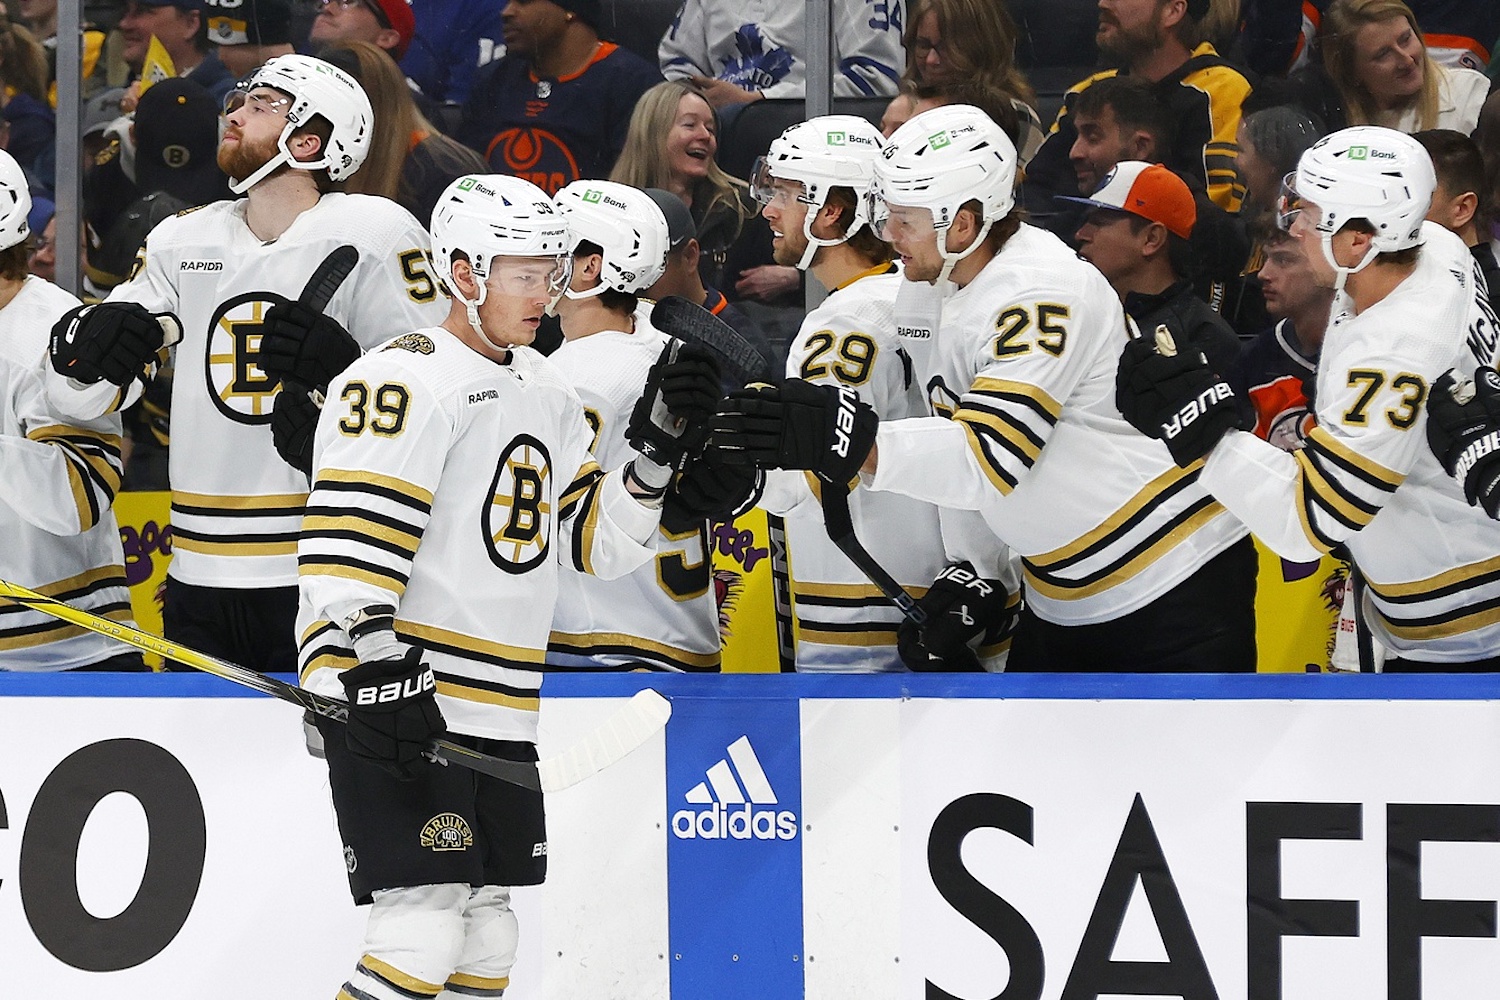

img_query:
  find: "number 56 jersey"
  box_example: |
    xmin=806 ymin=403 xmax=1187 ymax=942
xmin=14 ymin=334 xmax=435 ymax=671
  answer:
xmin=98 ymin=193 xmax=448 ymax=590
xmin=297 ymin=328 xmax=661 ymax=742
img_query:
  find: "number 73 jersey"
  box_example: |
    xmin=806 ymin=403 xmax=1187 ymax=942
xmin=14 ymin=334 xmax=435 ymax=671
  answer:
xmin=103 ymin=193 xmax=448 ymax=590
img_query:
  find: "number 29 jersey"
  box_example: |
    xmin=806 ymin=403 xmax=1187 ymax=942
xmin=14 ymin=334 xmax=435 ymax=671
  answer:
xmin=103 ymin=193 xmax=448 ymax=590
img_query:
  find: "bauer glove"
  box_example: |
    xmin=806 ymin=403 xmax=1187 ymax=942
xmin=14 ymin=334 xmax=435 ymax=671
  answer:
xmin=49 ymin=302 xmax=173 ymax=387
xmin=1428 ymin=367 xmax=1500 ymax=519
xmin=340 ymin=646 xmax=445 ymax=781
xmin=258 ymin=299 xmax=361 ymax=394
xmin=897 ymin=561 xmax=1014 ymax=672
xmin=709 ymin=378 xmax=877 ymax=485
xmin=1115 ymin=325 xmax=1252 ymax=468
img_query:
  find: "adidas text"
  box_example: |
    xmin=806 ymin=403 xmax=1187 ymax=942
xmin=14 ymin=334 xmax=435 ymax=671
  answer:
xmin=1162 ymin=383 xmax=1233 ymax=439
xmin=672 ymin=803 xmax=797 ymax=840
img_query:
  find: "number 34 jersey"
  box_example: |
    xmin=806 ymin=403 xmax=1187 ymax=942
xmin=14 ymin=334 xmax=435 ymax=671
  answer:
xmin=297 ymin=328 xmax=661 ymax=742
xmin=102 ymin=193 xmax=448 ymax=590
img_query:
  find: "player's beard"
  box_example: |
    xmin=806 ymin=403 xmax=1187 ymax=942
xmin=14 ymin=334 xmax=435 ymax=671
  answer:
xmin=217 ymin=131 xmax=285 ymax=185
xmin=772 ymin=227 xmax=809 ymax=267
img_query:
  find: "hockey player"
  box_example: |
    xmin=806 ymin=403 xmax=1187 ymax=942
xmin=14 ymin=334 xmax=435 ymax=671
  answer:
xmin=713 ymin=105 xmax=1256 ymax=672
xmin=745 ymin=115 xmax=1003 ymax=671
xmin=545 ymin=178 xmax=722 ymax=671
xmin=1120 ymin=125 xmax=1500 ymax=670
xmin=46 ymin=54 xmax=448 ymax=672
xmin=297 ymin=174 xmax=719 ymax=999
xmin=0 ymin=151 xmax=143 ymax=671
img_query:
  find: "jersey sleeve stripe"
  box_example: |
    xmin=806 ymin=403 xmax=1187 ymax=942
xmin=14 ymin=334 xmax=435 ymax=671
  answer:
xmin=56 ymin=452 xmax=99 ymax=530
xmin=172 ymin=489 xmax=309 ymax=510
xmin=961 ymin=423 xmax=1021 ymax=495
xmin=298 ymin=554 xmax=410 ymax=595
xmin=568 ymin=477 xmax=605 ymax=575
xmin=314 ymin=468 xmax=435 ymax=512
xmin=1305 ymin=426 xmax=1405 ymax=490
xmin=27 ymin=565 xmax=129 ymax=600
xmin=558 ymin=461 xmax=604 ymax=517
xmin=1292 ymin=462 xmax=1340 ymax=554
xmin=1027 ymin=464 xmax=1202 ymax=568
xmin=955 ymin=403 xmax=1047 ymax=464
xmin=967 ymin=377 xmax=1063 ymax=424
xmin=301 ymin=518 xmax=422 ymax=556
xmin=547 ymin=630 xmax=722 ymax=670
xmin=304 ymin=504 xmax=425 ymax=538
xmin=0 ymin=603 xmax=131 ymax=650
xmin=1295 ymin=449 xmax=1383 ymax=527
xmin=1023 ymin=495 xmax=1226 ymax=599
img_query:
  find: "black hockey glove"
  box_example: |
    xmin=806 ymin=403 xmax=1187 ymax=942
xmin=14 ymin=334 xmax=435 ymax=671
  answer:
xmin=339 ymin=647 xmax=445 ymax=781
xmin=709 ymin=378 xmax=877 ymax=485
xmin=627 ymin=341 xmax=723 ymax=470
xmin=1428 ymin=367 xmax=1500 ymax=519
xmin=661 ymin=448 xmax=761 ymax=533
xmin=258 ymin=298 xmax=361 ymax=393
xmin=1115 ymin=329 xmax=1252 ymax=468
xmin=49 ymin=302 xmax=170 ymax=386
xmin=272 ymin=385 xmax=322 ymax=476
xmin=897 ymin=562 xmax=1013 ymax=672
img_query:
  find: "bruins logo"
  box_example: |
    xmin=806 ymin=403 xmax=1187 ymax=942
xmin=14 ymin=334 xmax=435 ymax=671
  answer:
xmin=204 ymin=291 xmax=290 ymax=424
xmin=419 ymin=813 xmax=473 ymax=852
xmin=383 ymin=332 xmax=436 ymax=355
xmin=483 ymin=435 xmax=553 ymax=573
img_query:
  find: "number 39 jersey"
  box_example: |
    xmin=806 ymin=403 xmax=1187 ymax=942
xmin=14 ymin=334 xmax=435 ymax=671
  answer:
xmin=869 ymin=222 xmax=1248 ymax=625
xmin=102 ymin=193 xmax=448 ymax=590
xmin=545 ymin=321 xmax=721 ymax=672
xmin=297 ymin=328 xmax=661 ymax=741
xmin=1203 ymin=222 xmax=1500 ymax=662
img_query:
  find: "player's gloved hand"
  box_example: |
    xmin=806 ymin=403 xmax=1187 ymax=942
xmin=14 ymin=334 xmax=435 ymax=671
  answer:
xmin=258 ymin=299 xmax=361 ymax=393
xmin=1428 ymin=367 xmax=1500 ymax=519
xmin=661 ymin=448 xmax=761 ymax=533
xmin=627 ymin=342 xmax=723 ymax=470
xmin=339 ymin=646 xmax=445 ymax=781
xmin=272 ymin=385 xmax=321 ymax=476
xmin=897 ymin=561 xmax=1012 ymax=672
xmin=709 ymin=378 xmax=877 ymax=485
xmin=49 ymin=302 xmax=170 ymax=386
xmin=1115 ymin=327 xmax=1252 ymax=468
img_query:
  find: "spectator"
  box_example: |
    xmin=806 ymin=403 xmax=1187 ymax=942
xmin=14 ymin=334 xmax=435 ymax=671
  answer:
xmin=308 ymin=0 xmax=416 ymax=64
xmin=457 ymin=0 xmax=660 ymax=195
xmin=318 ymin=40 xmax=488 ymax=224
xmin=1024 ymin=0 xmax=1253 ymax=214
xmin=659 ymin=0 xmax=902 ymax=108
xmin=401 ymin=0 xmax=503 ymax=106
xmin=902 ymin=0 xmax=1044 ymax=161
xmin=1065 ymin=159 xmax=1242 ymax=382
xmin=1414 ymin=128 xmax=1499 ymax=315
xmin=1241 ymin=225 xmax=1334 ymax=450
xmin=611 ymin=80 xmax=754 ymax=295
xmin=1320 ymin=0 xmax=1492 ymax=135
xmin=1242 ymin=0 xmax=1500 ymax=77
xmin=205 ymin=0 xmax=295 ymax=79
xmin=118 ymin=0 xmax=237 ymax=106
xmin=25 ymin=195 xmax=54 ymax=282
xmin=880 ymin=82 xmax=919 ymax=138
xmin=1236 ymin=102 xmax=1326 ymax=217
xmin=19 ymin=0 xmax=110 ymax=101
xmin=0 ymin=10 xmax=54 ymax=191
xmin=642 ymin=186 xmax=779 ymax=387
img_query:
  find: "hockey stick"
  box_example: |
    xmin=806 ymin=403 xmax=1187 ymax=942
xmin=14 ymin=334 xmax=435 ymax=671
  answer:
xmin=765 ymin=512 xmax=796 ymax=672
xmin=299 ymin=243 xmax=361 ymax=316
xmin=651 ymin=295 xmax=764 ymax=387
xmin=0 ymin=579 xmax=670 ymax=793
xmin=818 ymin=483 xmax=928 ymax=626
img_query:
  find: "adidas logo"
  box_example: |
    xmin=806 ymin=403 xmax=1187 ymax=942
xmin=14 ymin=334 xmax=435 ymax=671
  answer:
xmin=671 ymin=736 xmax=797 ymax=841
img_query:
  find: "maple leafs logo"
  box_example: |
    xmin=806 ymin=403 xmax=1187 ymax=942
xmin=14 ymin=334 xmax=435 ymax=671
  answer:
xmin=720 ymin=24 xmax=794 ymax=92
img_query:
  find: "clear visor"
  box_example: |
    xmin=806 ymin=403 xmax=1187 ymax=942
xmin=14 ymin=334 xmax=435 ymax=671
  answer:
xmin=869 ymin=196 xmax=936 ymax=243
xmin=1275 ymin=172 xmax=1320 ymax=233
xmin=223 ymin=86 xmax=292 ymax=118
xmin=749 ymin=157 xmax=806 ymax=209
xmin=483 ymin=255 xmax=573 ymax=299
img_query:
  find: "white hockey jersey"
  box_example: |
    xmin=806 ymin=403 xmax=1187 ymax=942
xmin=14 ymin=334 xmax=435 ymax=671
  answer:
xmin=55 ymin=194 xmax=448 ymax=591
xmin=762 ymin=264 xmax=951 ymax=671
xmin=1203 ymin=222 xmax=1500 ymax=663
xmin=297 ymin=328 xmax=661 ymax=742
xmin=868 ymin=223 xmax=1249 ymax=625
xmin=0 ymin=278 xmax=132 ymax=669
xmin=545 ymin=321 xmax=721 ymax=672
xmin=660 ymin=0 xmax=903 ymax=100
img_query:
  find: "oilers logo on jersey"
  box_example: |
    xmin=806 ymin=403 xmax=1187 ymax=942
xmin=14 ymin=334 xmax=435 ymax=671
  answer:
xmin=206 ymin=292 xmax=288 ymax=423
xmin=485 ymin=434 xmax=553 ymax=573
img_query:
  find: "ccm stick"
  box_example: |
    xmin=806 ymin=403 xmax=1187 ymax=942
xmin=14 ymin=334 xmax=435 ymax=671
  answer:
xmin=0 ymin=579 xmax=671 ymax=793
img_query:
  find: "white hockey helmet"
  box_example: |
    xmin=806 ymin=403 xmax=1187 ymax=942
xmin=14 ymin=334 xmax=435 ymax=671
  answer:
xmin=750 ymin=115 xmax=885 ymax=269
xmin=0 ymin=150 xmax=30 ymax=251
xmin=1277 ymin=125 xmax=1435 ymax=289
xmin=225 ymin=53 xmax=374 ymax=195
xmin=430 ymin=174 xmax=572 ymax=349
xmin=553 ymin=180 xmax=670 ymax=297
xmin=872 ymin=104 xmax=1017 ymax=282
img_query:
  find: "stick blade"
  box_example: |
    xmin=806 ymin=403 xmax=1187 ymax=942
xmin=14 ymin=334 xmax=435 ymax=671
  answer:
xmin=539 ymin=689 xmax=672 ymax=793
xmin=650 ymin=295 xmax=763 ymax=387
xmin=300 ymin=244 xmax=361 ymax=313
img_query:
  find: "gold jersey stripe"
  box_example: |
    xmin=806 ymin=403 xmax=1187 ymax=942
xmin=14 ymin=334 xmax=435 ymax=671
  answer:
xmin=173 ymin=490 xmax=309 ymax=510
xmin=574 ymin=479 xmax=602 ymax=576
xmin=1305 ymin=426 xmax=1404 ymax=489
xmin=1023 ymin=501 xmax=1228 ymax=601
xmin=1374 ymin=602 xmax=1500 ymax=642
xmin=302 ymin=514 xmax=423 ymax=550
xmin=968 ymin=376 xmax=1063 ymax=421
xmin=299 ymin=650 xmax=358 ymax=684
xmin=396 ymin=619 xmax=544 ymax=665
xmin=796 ymin=626 xmax=899 ymax=647
xmin=33 ymin=565 xmax=128 ymax=598
xmin=1292 ymin=462 xmax=1338 ymax=555
xmin=1028 ymin=463 xmax=1201 ymax=568
xmin=434 ymin=677 xmax=540 ymax=712
xmin=792 ymin=581 xmax=930 ymax=600
xmin=58 ymin=454 xmax=93 ymax=530
xmin=447 ymin=971 xmax=510 ymax=992
xmin=956 ymin=406 xmax=1044 ymax=466
xmin=315 ymin=467 xmax=435 ymax=506
xmin=963 ymin=423 xmax=1018 ymax=496
xmin=1293 ymin=449 xmax=1378 ymax=530
xmin=1364 ymin=553 xmax=1500 ymax=601
xmin=359 ymin=955 xmax=444 ymax=996
xmin=298 ymin=560 xmax=408 ymax=593
xmin=27 ymin=424 xmax=122 ymax=450
xmin=0 ymin=606 xmax=131 ymax=650
xmin=176 ymin=535 xmax=300 ymax=557
xmin=548 ymin=630 xmax=721 ymax=668
xmin=559 ymin=460 xmax=604 ymax=512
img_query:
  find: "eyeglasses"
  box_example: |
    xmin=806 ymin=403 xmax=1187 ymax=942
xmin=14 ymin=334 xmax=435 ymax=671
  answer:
xmin=222 ymin=89 xmax=292 ymax=118
xmin=318 ymin=0 xmax=390 ymax=28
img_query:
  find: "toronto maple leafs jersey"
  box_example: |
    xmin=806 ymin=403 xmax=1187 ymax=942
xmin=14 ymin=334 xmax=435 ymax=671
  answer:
xmin=0 ymin=278 xmax=132 ymax=669
xmin=868 ymin=223 xmax=1249 ymax=626
xmin=297 ymin=328 xmax=660 ymax=741
xmin=58 ymin=194 xmax=448 ymax=591
xmin=545 ymin=322 xmax=722 ymax=672
xmin=660 ymin=0 xmax=903 ymax=100
xmin=1203 ymin=223 xmax=1500 ymax=663
xmin=760 ymin=264 xmax=950 ymax=671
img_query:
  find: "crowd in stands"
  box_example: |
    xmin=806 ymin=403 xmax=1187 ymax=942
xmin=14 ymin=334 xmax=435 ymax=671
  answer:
xmin=9 ymin=0 xmax=1500 ymax=670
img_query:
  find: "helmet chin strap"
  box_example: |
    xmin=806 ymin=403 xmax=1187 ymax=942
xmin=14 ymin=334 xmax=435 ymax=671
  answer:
xmin=562 ymin=282 xmax=608 ymax=301
xmin=459 ymin=274 xmax=518 ymax=352
xmin=796 ymin=205 xmax=860 ymax=270
xmin=937 ymin=215 xmax=995 ymax=284
xmin=1319 ymin=231 xmax=1379 ymax=296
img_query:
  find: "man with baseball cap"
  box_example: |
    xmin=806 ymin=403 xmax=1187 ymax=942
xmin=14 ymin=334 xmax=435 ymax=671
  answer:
xmin=205 ymin=0 xmax=295 ymax=78
xmin=117 ymin=0 xmax=237 ymax=103
xmin=1067 ymin=159 xmax=1242 ymax=387
xmin=308 ymin=0 xmax=416 ymax=62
